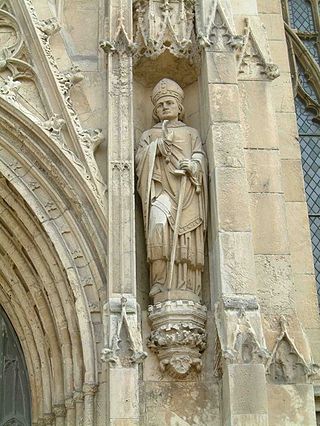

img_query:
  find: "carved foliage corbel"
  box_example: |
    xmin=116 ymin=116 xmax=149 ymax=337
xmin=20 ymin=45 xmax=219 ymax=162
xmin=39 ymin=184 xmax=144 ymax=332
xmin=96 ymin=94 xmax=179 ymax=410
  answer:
xmin=148 ymin=300 xmax=207 ymax=378
xmin=42 ymin=113 xmax=66 ymax=137
xmin=101 ymin=297 xmax=147 ymax=367
xmin=36 ymin=17 xmax=60 ymax=39
xmin=56 ymin=65 xmax=84 ymax=96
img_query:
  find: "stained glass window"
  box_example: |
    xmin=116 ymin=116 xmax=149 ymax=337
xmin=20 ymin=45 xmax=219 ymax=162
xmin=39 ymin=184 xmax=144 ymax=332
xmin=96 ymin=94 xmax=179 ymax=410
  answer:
xmin=310 ymin=216 xmax=320 ymax=296
xmin=284 ymin=0 xmax=320 ymax=301
xmin=302 ymin=39 xmax=320 ymax=65
xmin=296 ymin=97 xmax=320 ymax=295
xmin=288 ymin=0 xmax=315 ymax=32
xmin=297 ymin=62 xmax=319 ymax=102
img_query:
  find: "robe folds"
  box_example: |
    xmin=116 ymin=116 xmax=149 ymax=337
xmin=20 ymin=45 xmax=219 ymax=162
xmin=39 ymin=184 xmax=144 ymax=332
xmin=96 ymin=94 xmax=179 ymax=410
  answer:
xmin=136 ymin=121 xmax=208 ymax=297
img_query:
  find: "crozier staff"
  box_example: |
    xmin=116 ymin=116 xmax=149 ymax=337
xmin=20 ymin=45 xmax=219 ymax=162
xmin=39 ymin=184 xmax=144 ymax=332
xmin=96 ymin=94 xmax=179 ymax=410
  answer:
xmin=135 ymin=79 xmax=207 ymax=302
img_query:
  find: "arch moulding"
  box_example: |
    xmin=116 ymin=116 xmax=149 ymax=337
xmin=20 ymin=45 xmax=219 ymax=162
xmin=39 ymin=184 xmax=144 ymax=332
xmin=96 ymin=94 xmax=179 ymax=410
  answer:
xmin=0 ymin=96 xmax=107 ymax=425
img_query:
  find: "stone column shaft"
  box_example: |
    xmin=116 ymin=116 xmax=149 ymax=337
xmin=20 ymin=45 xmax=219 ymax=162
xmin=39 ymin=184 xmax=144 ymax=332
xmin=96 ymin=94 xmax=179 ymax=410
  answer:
xmin=65 ymin=401 xmax=76 ymax=426
xmin=102 ymin=2 xmax=141 ymax=425
xmin=198 ymin=4 xmax=269 ymax=424
xmin=200 ymin=48 xmax=257 ymax=294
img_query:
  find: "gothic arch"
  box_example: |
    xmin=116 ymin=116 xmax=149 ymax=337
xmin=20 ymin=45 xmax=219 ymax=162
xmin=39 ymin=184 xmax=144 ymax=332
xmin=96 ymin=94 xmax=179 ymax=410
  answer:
xmin=0 ymin=96 xmax=107 ymax=425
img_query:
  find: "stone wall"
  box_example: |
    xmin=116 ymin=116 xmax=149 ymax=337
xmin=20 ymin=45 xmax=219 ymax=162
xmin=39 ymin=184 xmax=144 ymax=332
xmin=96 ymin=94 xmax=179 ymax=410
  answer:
xmin=0 ymin=0 xmax=319 ymax=425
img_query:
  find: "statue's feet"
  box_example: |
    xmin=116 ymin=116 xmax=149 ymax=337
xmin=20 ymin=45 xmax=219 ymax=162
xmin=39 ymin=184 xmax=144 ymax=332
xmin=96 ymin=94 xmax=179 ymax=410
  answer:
xmin=150 ymin=282 xmax=167 ymax=297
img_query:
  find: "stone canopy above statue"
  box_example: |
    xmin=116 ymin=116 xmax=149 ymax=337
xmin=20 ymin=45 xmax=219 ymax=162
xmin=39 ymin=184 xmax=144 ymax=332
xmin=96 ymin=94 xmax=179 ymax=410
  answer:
xmin=132 ymin=0 xmax=201 ymax=87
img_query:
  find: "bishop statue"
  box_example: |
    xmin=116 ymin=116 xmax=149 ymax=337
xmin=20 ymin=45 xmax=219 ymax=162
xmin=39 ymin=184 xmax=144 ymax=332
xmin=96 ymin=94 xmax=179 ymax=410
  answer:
xmin=136 ymin=79 xmax=208 ymax=303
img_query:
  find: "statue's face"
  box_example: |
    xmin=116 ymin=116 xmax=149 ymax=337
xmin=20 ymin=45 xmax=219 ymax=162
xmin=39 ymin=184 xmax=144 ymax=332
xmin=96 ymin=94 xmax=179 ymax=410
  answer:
xmin=155 ymin=96 xmax=180 ymax=121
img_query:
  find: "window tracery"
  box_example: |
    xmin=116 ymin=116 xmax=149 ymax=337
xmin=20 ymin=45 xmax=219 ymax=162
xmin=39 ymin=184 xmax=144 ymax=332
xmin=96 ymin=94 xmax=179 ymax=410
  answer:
xmin=283 ymin=0 xmax=320 ymax=300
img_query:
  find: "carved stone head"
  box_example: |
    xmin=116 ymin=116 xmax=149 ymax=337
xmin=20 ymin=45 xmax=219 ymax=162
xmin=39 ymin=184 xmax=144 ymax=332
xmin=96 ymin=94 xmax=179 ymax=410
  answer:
xmin=151 ymin=78 xmax=185 ymax=122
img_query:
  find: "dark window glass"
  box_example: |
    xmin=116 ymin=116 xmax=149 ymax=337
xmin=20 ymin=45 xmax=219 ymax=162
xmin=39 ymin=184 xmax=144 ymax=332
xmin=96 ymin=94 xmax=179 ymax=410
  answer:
xmin=286 ymin=0 xmax=320 ymax=310
xmin=0 ymin=307 xmax=31 ymax=426
xmin=295 ymin=95 xmax=320 ymax=296
xmin=302 ymin=39 xmax=320 ymax=65
xmin=297 ymin=62 xmax=319 ymax=102
xmin=288 ymin=0 xmax=315 ymax=32
xmin=310 ymin=216 xmax=320 ymax=297
xmin=300 ymin=135 xmax=320 ymax=214
xmin=295 ymin=96 xmax=320 ymax=135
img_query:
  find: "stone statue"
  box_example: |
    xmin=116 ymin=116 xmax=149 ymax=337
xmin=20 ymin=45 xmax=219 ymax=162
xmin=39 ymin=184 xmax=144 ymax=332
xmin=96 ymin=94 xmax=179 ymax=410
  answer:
xmin=136 ymin=78 xmax=207 ymax=304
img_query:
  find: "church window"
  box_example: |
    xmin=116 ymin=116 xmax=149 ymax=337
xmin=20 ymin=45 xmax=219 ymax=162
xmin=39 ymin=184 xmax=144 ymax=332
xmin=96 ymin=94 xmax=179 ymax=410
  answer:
xmin=283 ymin=0 xmax=320 ymax=302
xmin=0 ymin=306 xmax=31 ymax=426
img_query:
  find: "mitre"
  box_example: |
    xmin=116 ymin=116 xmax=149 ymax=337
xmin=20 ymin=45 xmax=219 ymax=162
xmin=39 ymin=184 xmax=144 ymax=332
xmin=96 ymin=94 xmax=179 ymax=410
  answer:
xmin=151 ymin=78 xmax=184 ymax=105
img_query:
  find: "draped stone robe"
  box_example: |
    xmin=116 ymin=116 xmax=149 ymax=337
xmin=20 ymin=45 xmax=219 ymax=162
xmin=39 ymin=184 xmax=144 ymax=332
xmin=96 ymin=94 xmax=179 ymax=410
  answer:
xmin=136 ymin=121 xmax=207 ymax=302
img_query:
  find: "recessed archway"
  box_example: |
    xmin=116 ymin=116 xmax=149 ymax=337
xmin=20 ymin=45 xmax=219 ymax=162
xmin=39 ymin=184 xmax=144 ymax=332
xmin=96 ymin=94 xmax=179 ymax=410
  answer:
xmin=0 ymin=97 xmax=107 ymax=425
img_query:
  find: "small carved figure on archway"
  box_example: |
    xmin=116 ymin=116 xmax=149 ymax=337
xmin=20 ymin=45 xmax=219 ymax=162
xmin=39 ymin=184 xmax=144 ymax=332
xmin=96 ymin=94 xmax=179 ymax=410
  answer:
xmin=136 ymin=78 xmax=208 ymax=303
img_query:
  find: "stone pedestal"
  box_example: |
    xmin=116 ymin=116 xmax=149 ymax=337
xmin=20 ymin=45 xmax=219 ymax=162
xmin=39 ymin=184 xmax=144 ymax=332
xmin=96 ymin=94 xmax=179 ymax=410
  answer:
xmin=148 ymin=301 xmax=207 ymax=377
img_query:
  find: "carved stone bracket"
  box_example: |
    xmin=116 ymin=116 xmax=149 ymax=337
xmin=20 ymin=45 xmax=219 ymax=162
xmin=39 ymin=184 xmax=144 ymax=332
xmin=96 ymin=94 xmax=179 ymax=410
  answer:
xmin=215 ymin=295 xmax=269 ymax=365
xmin=237 ymin=17 xmax=280 ymax=81
xmin=266 ymin=316 xmax=320 ymax=384
xmin=101 ymin=297 xmax=147 ymax=367
xmin=148 ymin=300 xmax=207 ymax=378
xmin=42 ymin=113 xmax=66 ymax=138
xmin=56 ymin=65 xmax=84 ymax=96
xmin=36 ymin=17 xmax=61 ymax=39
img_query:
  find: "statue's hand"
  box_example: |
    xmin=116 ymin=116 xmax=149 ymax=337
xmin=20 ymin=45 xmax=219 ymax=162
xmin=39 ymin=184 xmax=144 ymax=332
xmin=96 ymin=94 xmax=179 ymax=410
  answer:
xmin=157 ymin=139 xmax=170 ymax=157
xmin=180 ymin=160 xmax=202 ymax=193
xmin=179 ymin=159 xmax=198 ymax=176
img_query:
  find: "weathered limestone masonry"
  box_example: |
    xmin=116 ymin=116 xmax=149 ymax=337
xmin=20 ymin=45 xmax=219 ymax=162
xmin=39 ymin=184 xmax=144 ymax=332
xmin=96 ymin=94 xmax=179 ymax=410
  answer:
xmin=200 ymin=3 xmax=271 ymax=424
xmin=255 ymin=1 xmax=320 ymax=424
xmin=100 ymin=1 xmax=147 ymax=424
xmin=0 ymin=0 xmax=320 ymax=425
